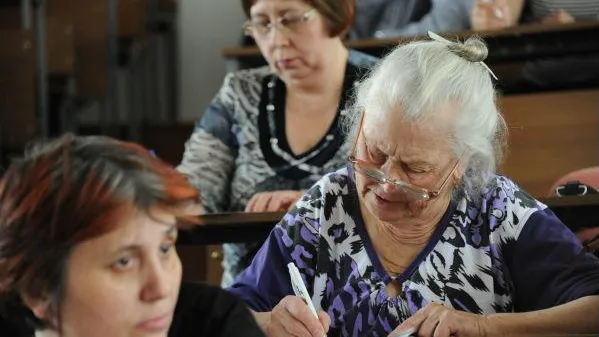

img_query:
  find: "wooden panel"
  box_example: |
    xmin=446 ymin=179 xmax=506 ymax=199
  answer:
xmin=46 ymin=18 xmax=76 ymax=75
xmin=177 ymin=245 xmax=208 ymax=283
xmin=0 ymin=30 xmax=37 ymax=149
xmin=48 ymin=0 xmax=108 ymax=99
xmin=0 ymin=9 xmax=75 ymax=75
xmin=205 ymin=245 xmax=224 ymax=286
xmin=140 ymin=123 xmax=192 ymax=166
xmin=158 ymin=0 xmax=177 ymax=12
xmin=498 ymin=89 xmax=599 ymax=197
xmin=119 ymin=0 xmax=147 ymax=38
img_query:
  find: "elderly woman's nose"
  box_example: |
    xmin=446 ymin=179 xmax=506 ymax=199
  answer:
xmin=382 ymin=161 xmax=408 ymax=180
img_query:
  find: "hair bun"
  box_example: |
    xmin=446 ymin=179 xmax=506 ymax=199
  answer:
xmin=447 ymin=37 xmax=488 ymax=63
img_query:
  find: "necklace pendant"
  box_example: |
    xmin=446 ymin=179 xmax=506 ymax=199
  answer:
xmin=266 ymin=104 xmax=275 ymax=112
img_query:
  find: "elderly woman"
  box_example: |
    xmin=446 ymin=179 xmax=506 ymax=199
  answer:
xmin=0 ymin=135 xmax=265 ymax=337
xmin=178 ymin=0 xmax=376 ymax=287
xmin=227 ymin=34 xmax=599 ymax=337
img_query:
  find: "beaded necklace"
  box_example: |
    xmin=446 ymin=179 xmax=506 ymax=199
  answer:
xmin=265 ymin=76 xmax=337 ymax=175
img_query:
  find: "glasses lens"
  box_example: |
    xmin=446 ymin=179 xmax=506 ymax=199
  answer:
xmin=354 ymin=162 xmax=430 ymax=200
xmin=354 ymin=163 xmax=385 ymax=183
xmin=397 ymin=185 xmax=430 ymax=200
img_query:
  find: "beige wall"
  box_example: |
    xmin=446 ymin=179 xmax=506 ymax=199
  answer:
xmin=177 ymin=0 xmax=245 ymax=122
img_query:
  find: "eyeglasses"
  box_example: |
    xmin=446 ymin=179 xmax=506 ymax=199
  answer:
xmin=243 ymin=8 xmax=317 ymax=38
xmin=348 ymin=113 xmax=460 ymax=201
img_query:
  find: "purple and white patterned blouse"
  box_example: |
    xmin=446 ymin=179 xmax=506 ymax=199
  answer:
xmin=228 ymin=167 xmax=599 ymax=336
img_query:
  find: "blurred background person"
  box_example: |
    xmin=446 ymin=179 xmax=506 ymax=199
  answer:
xmin=349 ymin=0 xmax=474 ymax=39
xmin=177 ymin=0 xmax=376 ymax=288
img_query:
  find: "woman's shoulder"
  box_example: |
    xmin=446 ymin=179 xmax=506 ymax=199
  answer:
xmin=303 ymin=167 xmax=353 ymax=203
xmin=482 ymin=175 xmax=545 ymax=211
xmin=169 ymin=282 xmax=265 ymax=337
xmin=455 ymin=174 xmax=547 ymax=240
xmin=224 ymin=65 xmax=273 ymax=87
xmin=288 ymin=167 xmax=356 ymax=225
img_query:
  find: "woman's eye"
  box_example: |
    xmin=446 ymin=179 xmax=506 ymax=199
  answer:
xmin=367 ymin=149 xmax=386 ymax=163
xmin=251 ymin=20 xmax=269 ymax=28
xmin=112 ymin=257 xmax=134 ymax=270
xmin=160 ymin=243 xmax=174 ymax=255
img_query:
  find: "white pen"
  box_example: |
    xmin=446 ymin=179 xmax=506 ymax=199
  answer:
xmin=287 ymin=262 xmax=319 ymax=319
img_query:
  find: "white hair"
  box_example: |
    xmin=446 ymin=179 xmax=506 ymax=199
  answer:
xmin=344 ymin=36 xmax=508 ymax=200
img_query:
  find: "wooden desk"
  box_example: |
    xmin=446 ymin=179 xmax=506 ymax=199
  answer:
xmin=178 ymin=194 xmax=599 ymax=245
xmin=222 ymin=21 xmax=599 ymax=94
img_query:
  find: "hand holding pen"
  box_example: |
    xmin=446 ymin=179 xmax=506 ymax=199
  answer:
xmin=262 ymin=262 xmax=330 ymax=337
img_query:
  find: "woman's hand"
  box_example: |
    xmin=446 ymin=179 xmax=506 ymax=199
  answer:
xmin=254 ymin=296 xmax=330 ymax=337
xmin=471 ymin=0 xmax=513 ymax=31
xmin=245 ymin=190 xmax=304 ymax=212
xmin=388 ymin=303 xmax=490 ymax=337
xmin=541 ymin=9 xmax=575 ymax=24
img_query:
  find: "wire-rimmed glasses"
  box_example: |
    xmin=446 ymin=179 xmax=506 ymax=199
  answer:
xmin=348 ymin=113 xmax=460 ymax=201
xmin=243 ymin=8 xmax=317 ymax=38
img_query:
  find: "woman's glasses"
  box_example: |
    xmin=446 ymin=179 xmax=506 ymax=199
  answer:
xmin=244 ymin=8 xmax=317 ymax=38
xmin=348 ymin=113 xmax=460 ymax=201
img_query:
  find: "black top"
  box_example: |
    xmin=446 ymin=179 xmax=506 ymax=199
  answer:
xmin=169 ymin=283 xmax=265 ymax=337
xmin=0 ymin=283 xmax=265 ymax=337
xmin=257 ymin=62 xmax=364 ymax=181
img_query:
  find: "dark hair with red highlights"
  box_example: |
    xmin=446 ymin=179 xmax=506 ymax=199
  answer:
xmin=0 ymin=134 xmax=199 ymax=333
xmin=241 ymin=0 xmax=355 ymax=37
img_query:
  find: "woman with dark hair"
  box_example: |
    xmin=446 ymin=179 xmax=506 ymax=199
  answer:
xmin=0 ymin=134 xmax=265 ymax=337
xmin=178 ymin=0 xmax=376 ymax=287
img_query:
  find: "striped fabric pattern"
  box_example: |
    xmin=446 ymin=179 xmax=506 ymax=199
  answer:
xmin=530 ymin=0 xmax=599 ymax=21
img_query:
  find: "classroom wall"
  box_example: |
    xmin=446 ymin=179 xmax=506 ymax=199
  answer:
xmin=178 ymin=0 xmax=245 ymax=122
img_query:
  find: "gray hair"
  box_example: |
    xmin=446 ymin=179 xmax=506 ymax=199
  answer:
xmin=344 ymin=35 xmax=508 ymax=200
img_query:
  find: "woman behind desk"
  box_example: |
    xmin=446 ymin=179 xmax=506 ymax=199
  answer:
xmin=0 ymin=135 xmax=265 ymax=337
xmin=177 ymin=0 xmax=376 ymax=287
xmin=228 ymin=34 xmax=599 ymax=336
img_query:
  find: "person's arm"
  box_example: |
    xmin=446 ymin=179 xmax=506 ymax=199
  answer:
xmin=486 ymin=295 xmax=599 ymax=335
xmin=177 ymin=74 xmax=238 ymax=214
xmin=389 ymin=207 xmax=599 ymax=337
xmin=374 ymin=0 xmax=472 ymax=38
xmin=227 ymin=185 xmax=330 ymax=336
xmin=498 ymin=207 xmax=599 ymax=333
xmin=506 ymin=0 xmax=525 ymax=23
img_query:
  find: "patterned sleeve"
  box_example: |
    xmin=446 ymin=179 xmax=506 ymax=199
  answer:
xmin=505 ymin=208 xmax=599 ymax=311
xmin=177 ymin=73 xmax=238 ymax=213
xmin=227 ymin=186 xmax=323 ymax=311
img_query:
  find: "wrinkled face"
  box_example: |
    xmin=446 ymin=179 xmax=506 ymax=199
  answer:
xmin=35 ymin=208 xmax=182 ymax=337
xmin=354 ymin=106 xmax=460 ymax=224
xmin=248 ymin=0 xmax=337 ymax=84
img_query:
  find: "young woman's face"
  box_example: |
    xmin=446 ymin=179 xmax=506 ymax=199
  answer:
xmin=36 ymin=208 xmax=182 ymax=337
